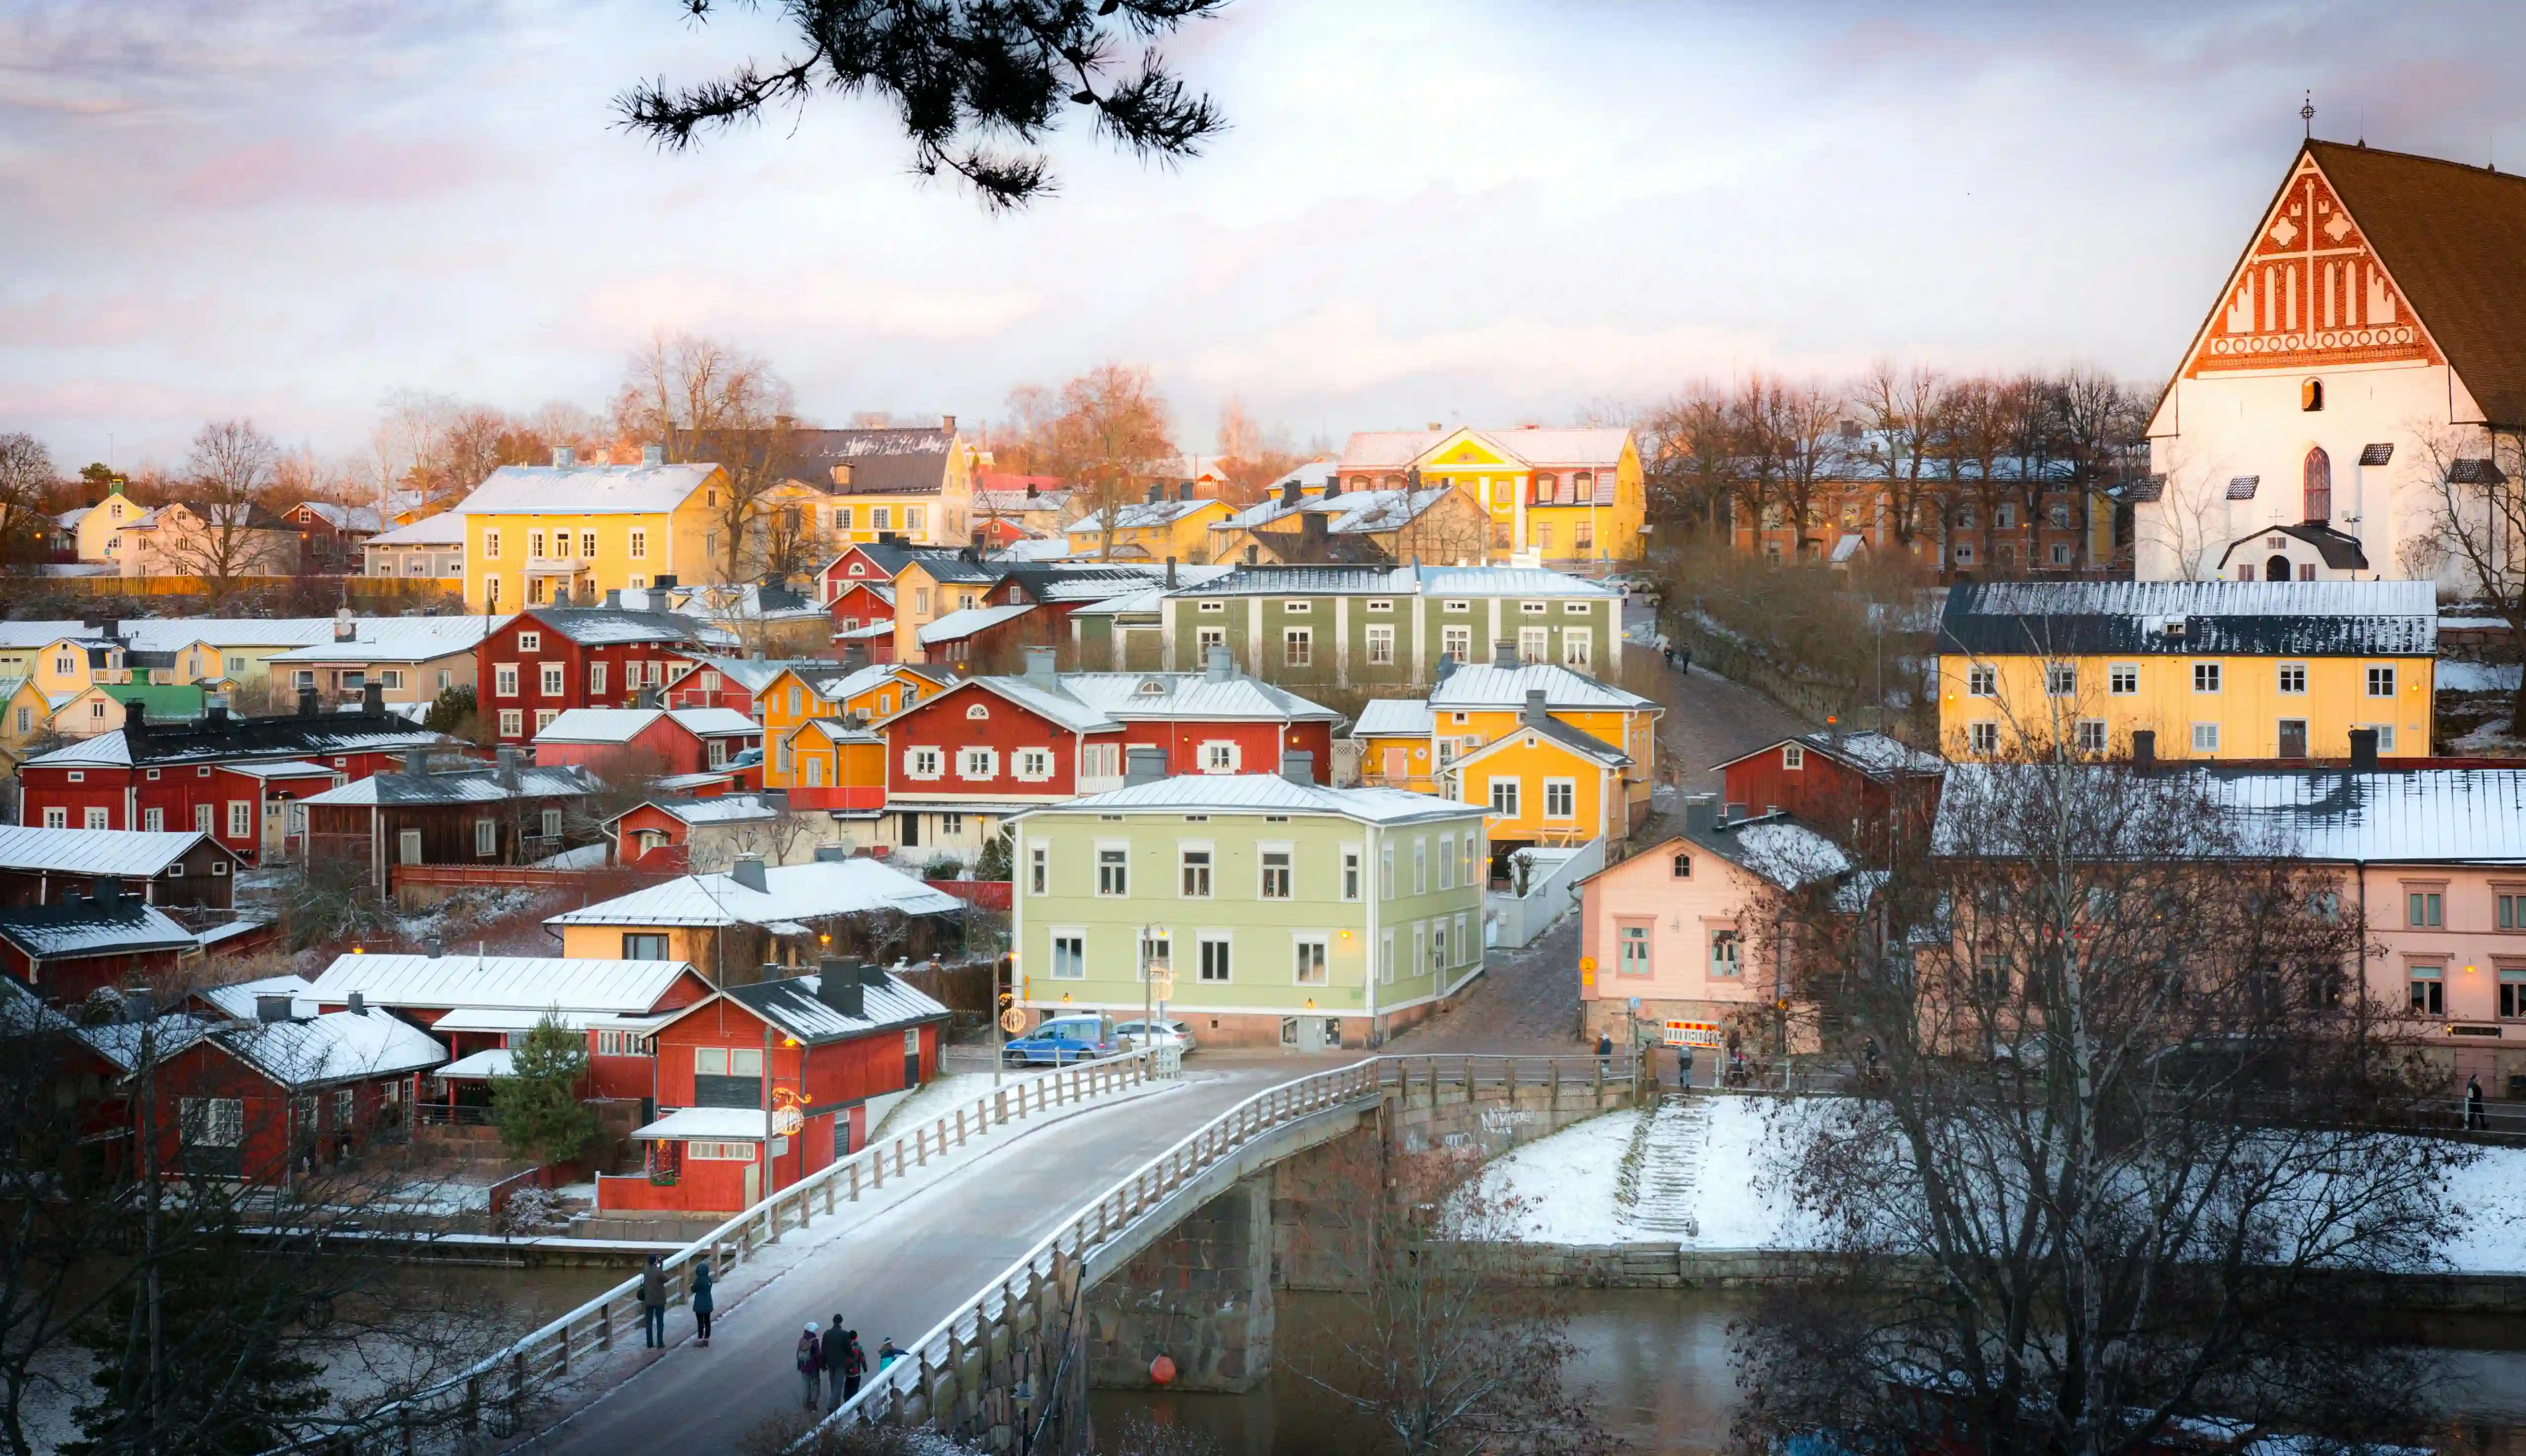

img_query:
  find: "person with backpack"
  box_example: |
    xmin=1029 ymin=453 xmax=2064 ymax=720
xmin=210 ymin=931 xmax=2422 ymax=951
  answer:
xmin=796 ymin=1323 xmax=825 ymax=1409
xmin=638 ymin=1255 xmax=668 ymax=1349
xmin=690 ymin=1260 xmax=714 ymax=1347
xmin=822 ymin=1315 xmax=851 ymax=1409
xmin=840 ymin=1329 xmax=868 ymax=1401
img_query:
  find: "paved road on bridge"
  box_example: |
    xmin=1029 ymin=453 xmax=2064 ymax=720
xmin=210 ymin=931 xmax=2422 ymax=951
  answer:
xmin=534 ymin=1062 xmax=1306 ymax=1456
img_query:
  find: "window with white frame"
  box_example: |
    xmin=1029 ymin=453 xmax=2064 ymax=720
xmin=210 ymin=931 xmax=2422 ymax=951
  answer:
xmin=1379 ymin=930 xmax=1395 ymax=984
xmin=1544 ymin=779 xmax=1577 ymax=819
xmin=2367 ymin=665 xmax=2397 ymax=698
xmin=499 ymin=709 xmax=523 ymax=738
xmin=1080 ymin=743 xmax=1121 ymax=779
xmin=958 ymin=747 xmax=998 ymax=779
xmin=1968 ymin=721 xmax=1998 ymax=755
xmin=540 ymin=664 xmax=564 ymax=695
xmin=1618 ymin=921 xmax=1651 ymax=976
xmin=1488 ymin=779 xmax=1519 ymax=817
xmin=225 ymin=801 xmax=250 ymax=838
xmin=1260 ymin=848 xmax=1292 ymax=900
xmin=1379 ymin=843 xmax=1394 ymax=900
xmin=1412 ymin=922 xmax=1426 ymax=980
xmin=1198 ymin=599 xmax=1225 ymax=614
xmin=1029 ymin=845 xmax=1048 ymax=894
xmin=588 ymin=663 xmax=605 ymax=696
xmin=1967 ymin=664 xmax=1997 ymax=697
xmin=1563 ymin=635 xmax=1592 ymax=671
xmin=2110 ymin=663 xmax=2138 ymax=695
xmin=2278 ymin=662 xmax=2308 ymax=694
xmin=517 ymin=631 xmax=540 ymax=654
xmin=1283 ymin=629 xmax=1312 ymax=667
xmin=1431 ymin=921 xmax=1448 ymax=974
xmin=1051 ymin=933 xmax=1085 ymax=979
xmin=2076 ymin=719 xmax=2107 ymax=755
xmin=495 ymin=665 xmax=519 ymax=697
xmin=1097 ymin=846 xmax=1129 ymax=896
xmin=2359 ymin=723 xmax=2398 ymax=752
xmin=1015 ymin=748 xmax=1053 ymax=781
xmin=629 ymin=528 xmax=647 ymax=559
xmin=1442 ymin=626 xmax=1471 ymax=662
xmin=196 ymin=804 xmax=212 ymax=834
xmin=1365 ymin=625 xmax=1395 ymax=665
xmin=2193 ymin=662 xmax=2221 ymax=693
xmin=1198 ymin=933 xmax=1232 ymax=983
xmin=1462 ymin=833 xmax=1478 ymax=886
xmin=2045 ymin=664 xmax=2077 ymax=697
xmin=1201 ymin=741 xmax=1239 ymax=773
xmin=1438 ymin=835 xmax=1455 ymax=890
xmin=535 ymin=709 xmax=557 ymax=733
xmin=1293 ymin=935 xmax=1328 ymax=986
xmin=40 ymin=808 xmax=63 ymax=829
xmin=84 ymin=807 xmax=107 ymax=830
xmin=1710 ymin=931 xmax=1742 ymax=978
xmin=1342 ymin=847 xmax=1362 ymax=901
xmin=1518 ymin=627 xmax=1547 ymax=663
xmin=1180 ymin=845 xmax=1212 ymax=897
xmin=907 ymin=748 xmax=943 ymax=779
xmin=2191 ymin=722 xmax=2221 ymax=752
xmin=1197 ymin=627 xmax=1226 ymax=653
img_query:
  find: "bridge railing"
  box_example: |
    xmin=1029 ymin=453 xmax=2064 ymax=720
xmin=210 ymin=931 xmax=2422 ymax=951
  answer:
xmin=269 ymin=1047 xmax=1166 ymax=1453
xmin=806 ymin=1049 xmax=1641 ymax=1444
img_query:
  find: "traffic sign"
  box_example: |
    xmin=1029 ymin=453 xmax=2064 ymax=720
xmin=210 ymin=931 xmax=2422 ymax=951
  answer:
xmin=1664 ymin=1019 xmax=1722 ymax=1048
xmin=999 ymin=1007 xmax=1028 ymax=1034
xmin=1148 ymin=969 xmax=1176 ymax=1000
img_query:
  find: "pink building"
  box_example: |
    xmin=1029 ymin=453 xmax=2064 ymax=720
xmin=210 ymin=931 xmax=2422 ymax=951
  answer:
xmin=1574 ymin=796 xmax=1849 ymax=1043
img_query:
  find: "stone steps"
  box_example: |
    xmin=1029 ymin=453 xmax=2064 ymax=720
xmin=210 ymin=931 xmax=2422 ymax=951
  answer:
xmin=1618 ymin=1095 xmax=1709 ymax=1239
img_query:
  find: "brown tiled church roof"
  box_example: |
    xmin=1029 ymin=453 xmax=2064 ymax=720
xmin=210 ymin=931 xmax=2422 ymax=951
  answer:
xmin=2309 ymin=139 xmax=2526 ymax=425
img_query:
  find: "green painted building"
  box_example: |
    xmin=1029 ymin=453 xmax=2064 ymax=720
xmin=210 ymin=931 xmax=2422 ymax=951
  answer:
xmin=1009 ymin=771 xmax=1489 ymax=1050
xmin=1068 ymin=563 xmax=1625 ymax=688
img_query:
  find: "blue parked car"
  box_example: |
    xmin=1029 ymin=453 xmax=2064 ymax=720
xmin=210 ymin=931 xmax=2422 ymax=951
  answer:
xmin=1004 ymin=1015 xmax=1115 ymax=1067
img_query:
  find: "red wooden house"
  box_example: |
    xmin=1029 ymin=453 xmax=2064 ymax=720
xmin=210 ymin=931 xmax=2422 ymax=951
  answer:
xmin=284 ymin=501 xmax=384 ymax=575
xmin=0 ymin=886 xmax=203 ymax=1004
xmin=477 ymin=606 xmax=722 ymax=747
xmin=662 ymin=656 xmax=803 ymax=717
xmin=1713 ymin=730 xmax=1947 ymax=860
xmin=0 ymin=826 xmax=243 ymax=912
xmin=306 ymin=949 xmax=710 ymax=1104
xmin=17 ymin=688 xmax=456 ymax=866
xmin=149 ymin=1005 xmax=445 ymax=1185
xmin=816 ymin=540 xmax=930 ymax=604
xmin=607 ymin=795 xmax=786 ymax=868
xmin=531 ymin=707 xmax=762 ymax=779
xmin=601 ymin=962 xmax=947 ymax=1216
xmin=827 ymin=580 xmax=896 ymax=634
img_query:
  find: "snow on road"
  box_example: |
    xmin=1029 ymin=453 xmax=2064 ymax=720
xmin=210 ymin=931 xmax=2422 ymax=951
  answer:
xmin=1480 ymin=1096 xmax=2526 ymax=1270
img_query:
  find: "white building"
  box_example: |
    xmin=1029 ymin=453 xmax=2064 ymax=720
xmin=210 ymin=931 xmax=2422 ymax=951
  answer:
xmin=2137 ymin=138 xmax=2526 ymax=589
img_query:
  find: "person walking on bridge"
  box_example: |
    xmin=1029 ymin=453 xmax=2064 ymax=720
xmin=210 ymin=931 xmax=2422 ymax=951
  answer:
xmin=839 ymin=1329 xmax=868 ymax=1403
xmin=823 ymin=1316 xmax=851 ymax=1410
xmin=690 ymin=1260 xmax=714 ymax=1347
xmin=639 ymin=1255 xmax=668 ymax=1349
xmin=796 ymin=1324 xmax=826 ymax=1409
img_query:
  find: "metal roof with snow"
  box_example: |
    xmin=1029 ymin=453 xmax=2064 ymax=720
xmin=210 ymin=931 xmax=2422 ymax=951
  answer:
xmin=546 ymin=859 xmax=963 ymax=929
xmin=308 ymin=953 xmax=702 ymax=1013
xmin=456 ymin=463 xmax=718 ymax=516
xmin=0 ymin=899 xmax=200 ymax=961
xmin=212 ymin=1012 xmax=446 ymax=1088
xmin=1938 ymin=580 xmax=2439 ymax=658
xmin=117 ymin=618 xmax=339 ymax=654
xmin=1014 ymin=773 xmax=1481 ymax=827
xmin=522 ymin=606 xmax=717 ymax=648
xmin=24 ymin=713 xmax=453 ymax=770
xmin=196 ymin=974 xmax=318 ymax=1021
xmin=631 ymin=1106 xmax=779 ymax=1142
xmin=268 ymin=617 xmax=511 ymax=663
xmin=716 ymin=968 xmax=951 ymax=1046
xmin=0 ymin=825 xmax=228 ymax=877
xmin=1055 ymin=671 xmax=1344 ymax=724
xmin=603 ymin=794 xmax=785 ymax=830
xmin=1351 ymin=699 xmax=1436 ymax=738
xmin=1450 ymin=715 xmax=1631 ymax=769
xmin=915 ymin=602 xmax=1037 ymax=645
xmin=1427 ymin=664 xmax=1657 ymax=712
xmin=366 ymin=513 xmax=465 ymax=546
xmin=533 ymin=707 xmax=762 ymax=747
xmin=0 ymin=621 xmax=102 ymax=650
xmin=297 ymin=764 xmax=594 ymax=807
xmin=1712 ymin=731 xmax=1947 ymax=781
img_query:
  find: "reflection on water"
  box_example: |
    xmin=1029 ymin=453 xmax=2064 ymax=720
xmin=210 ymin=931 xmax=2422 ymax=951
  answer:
xmin=1091 ymin=1290 xmax=2526 ymax=1456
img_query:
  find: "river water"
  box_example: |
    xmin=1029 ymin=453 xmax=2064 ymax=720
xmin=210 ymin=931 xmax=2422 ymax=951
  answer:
xmin=1091 ymin=1290 xmax=2526 ymax=1456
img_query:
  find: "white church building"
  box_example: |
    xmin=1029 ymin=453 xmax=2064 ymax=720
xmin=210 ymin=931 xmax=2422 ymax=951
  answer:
xmin=2136 ymin=137 xmax=2526 ymax=589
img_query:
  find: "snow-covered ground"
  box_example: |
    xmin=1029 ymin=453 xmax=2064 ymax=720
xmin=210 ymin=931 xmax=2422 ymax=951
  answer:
xmin=2441 ymin=661 xmax=2524 ymax=694
xmin=1479 ymin=1097 xmax=2526 ymax=1270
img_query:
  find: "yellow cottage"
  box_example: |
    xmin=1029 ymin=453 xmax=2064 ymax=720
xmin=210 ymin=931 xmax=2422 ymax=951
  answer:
xmin=1935 ymin=580 xmax=2437 ymax=761
xmin=1427 ymin=662 xmax=1663 ymax=828
xmin=1335 ymin=426 xmax=1647 ymax=569
xmin=458 ymin=453 xmax=726 ymax=614
xmin=1447 ymin=710 xmax=1633 ymax=854
xmin=758 ymin=663 xmax=945 ymax=789
xmin=1352 ymin=698 xmax=1439 ymax=792
xmin=1064 ymin=495 xmax=1235 ymax=563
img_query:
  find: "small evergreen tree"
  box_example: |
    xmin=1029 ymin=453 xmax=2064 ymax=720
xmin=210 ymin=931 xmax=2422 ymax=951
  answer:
xmin=422 ymin=682 xmax=478 ymax=736
xmin=490 ymin=1015 xmax=599 ymax=1166
xmin=973 ymin=826 xmax=1014 ymax=882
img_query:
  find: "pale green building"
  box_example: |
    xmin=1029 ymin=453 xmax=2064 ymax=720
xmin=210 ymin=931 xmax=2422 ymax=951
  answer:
xmin=1009 ymin=771 xmax=1489 ymax=1051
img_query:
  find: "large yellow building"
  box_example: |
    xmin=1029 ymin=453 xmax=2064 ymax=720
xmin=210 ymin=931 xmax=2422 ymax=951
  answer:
xmin=1935 ymin=580 xmax=2438 ymax=761
xmin=458 ymin=455 xmax=725 ymax=613
xmin=782 ymin=421 xmax=980 ymax=549
xmin=1335 ymin=426 xmax=1647 ymax=569
xmin=1064 ymin=494 xmax=1236 ymax=562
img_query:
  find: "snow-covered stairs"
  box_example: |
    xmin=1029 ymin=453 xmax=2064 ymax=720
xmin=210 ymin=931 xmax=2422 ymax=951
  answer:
xmin=1614 ymin=1095 xmax=1711 ymax=1240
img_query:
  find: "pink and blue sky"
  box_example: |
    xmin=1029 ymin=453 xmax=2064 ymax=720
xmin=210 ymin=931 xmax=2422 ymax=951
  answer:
xmin=5 ymin=0 xmax=2523 ymax=470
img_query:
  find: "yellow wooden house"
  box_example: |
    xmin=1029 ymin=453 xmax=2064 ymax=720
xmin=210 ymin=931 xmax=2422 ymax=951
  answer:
xmin=457 ymin=453 xmax=726 ymax=614
xmin=758 ymin=663 xmax=947 ymax=790
xmin=1445 ymin=710 xmax=1633 ymax=851
xmin=1334 ymin=426 xmax=1647 ymax=568
xmin=1352 ymin=698 xmax=1438 ymax=791
xmin=1935 ymin=580 xmax=2438 ymax=761
xmin=774 ymin=716 xmax=890 ymax=816
xmin=1063 ymin=494 xmax=1236 ymax=563
xmin=1427 ymin=663 xmax=1662 ymax=829
xmin=788 ymin=421 xmax=980 ymax=549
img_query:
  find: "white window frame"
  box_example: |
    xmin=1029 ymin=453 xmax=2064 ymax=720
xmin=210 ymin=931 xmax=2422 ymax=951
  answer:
xmin=1179 ymin=844 xmax=1213 ymax=899
xmin=495 ymin=665 xmax=519 ymax=697
xmin=1050 ymin=931 xmax=1087 ymax=980
xmin=2367 ymin=665 xmax=2397 ymax=698
xmin=1096 ymin=844 xmax=1130 ymax=897
xmin=499 ymin=708 xmax=523 ymax=738
xmin=1543 ymin=777 xmax=1577 ymax=820
xmin=2191 ymin=722 xmax=2221 ymax=752
xmin=517 ymin=631 xmax=541 ymax=654
xmin=1201 ymin=741 xmax=1239 ymax=773
xmin=907 ymin=748 xmax=944 ymax=780
xmin=1488 ymin=779 xmax=1520 ymax=817
xmin=1259 ymin=846 xmax=1293 ymax=901
xmin=1968 ymin=721 xmax=1999 ymax=755
xmin=2076 ymin=719 xmax=2107 ymax=754
xmin=1967 ymin=664 xmax=1997 ymax=698
xmin=958 ymin=747 xmax=999 ymax=780
xmin=1283 ymin=628 xmax=1313 ymax=667
xmin=1364 ymin=625 xmax=1395 ymax=665
xmin=1341 ymin=846 xmax=1363 ymax=902
xmin=1029 ymin=844 xmax=1048 ymax=895
xmin=1292 ymin=934 xmax=1329 ymax=987
xmin=1197 ymin=932 xmax=1232 ymax=984
xmin=540 ymin=663 xmax=565 ymax=695
xmin=475 ymin=818 xmax=497 ymax=856
xmin=225 ymin=800 xmax=251 ymax=838
xmin=2193 ymin=662 xmax=2221 ymax=693
xmin=1014 ymin=748 xmax=1054 ymax=782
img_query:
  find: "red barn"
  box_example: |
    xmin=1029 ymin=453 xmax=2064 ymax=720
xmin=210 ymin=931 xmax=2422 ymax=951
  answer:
xmin=305 ymin=950 xmax=711 ymax=1104
xmin=16 ymin=690 xmax=456 ymax=866
xmin=477 ymin=606 xmax=719 ymax=747
xmin=601 ymin=963 xmax=946 ymax=1216
xmin=1712 ymin=730 xmax=1947 ymax=859
xmin=148 ymin=1008 xmax=444 ymax=1185
xmin=532 ymin=707 xmax=762 ymax=779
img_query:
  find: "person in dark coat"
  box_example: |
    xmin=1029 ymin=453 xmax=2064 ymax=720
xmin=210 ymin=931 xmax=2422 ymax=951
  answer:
xmin=840 ymin=1329 xmax=868 ymax=1401
xmin=823 ymin=1316 xmax=851 ymax=1409
xmin=796 ymin=1324 xmax=825 ymax=1409
xmin=2467 ymin=1074 xmax=2488 ymax=1131
xmin=638 ymin=1255 xmax=668 ymax=1349
xmin=690 ymin=1261 xmax=714 ymax=1346
xmin=1596 ymin=1031 xmax=1614 ymax=1074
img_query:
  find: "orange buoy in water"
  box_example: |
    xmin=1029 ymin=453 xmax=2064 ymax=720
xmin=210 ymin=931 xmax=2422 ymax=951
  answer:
xmin=1150 ymin=1354 xmax=1177 ymax=1386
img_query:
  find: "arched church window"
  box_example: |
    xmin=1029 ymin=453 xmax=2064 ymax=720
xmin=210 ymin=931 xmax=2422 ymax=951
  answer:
xmin=2302 ymin=379 xmax=2325 ymax=411
xmin=2303 ymin=447 xmax=2332 ymax=523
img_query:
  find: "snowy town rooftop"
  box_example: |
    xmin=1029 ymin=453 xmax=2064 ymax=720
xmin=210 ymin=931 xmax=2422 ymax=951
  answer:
xmin=716 ymin=966 xmax=951 ymax=1045
xmin=23 ymin=706 xmax=454 ymax=769
xmin=268 ymin=616 xmax=513 ymax=663
xmin=1350 ymin=699 xmax=1437 ymax=738
xmin=0 ymin=825 xmax=226 ymax=877
xmin=1022 ymin=773 xmax=1479 ymax=826
xmin=1428 ymin=663 xmax=1657 ymax=712
xmin=213 ymin=1012 xmax=446 ymax=1089
xmin=1938 ymin=580 xmax=2440 ymax=658
xmin=545 ymin=858 xmax=962 ymax=929
xmin=309 ymin=952 xmax=701 ymax=1014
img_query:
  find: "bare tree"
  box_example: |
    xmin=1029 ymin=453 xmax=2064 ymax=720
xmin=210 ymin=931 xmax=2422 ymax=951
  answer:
xmin=614 ymin=0 xmax=1232 ymax=210
xmin=614 ymin=332 xmax=799 ymax=585
xmin=0 ymin=434 xmax=59 ymax=564
xmin=1732 ymin=725 xmax=2471 ymax=1456
xmin=1638 ymin=382 xmax=1738 ymax=536
xmin=2137 ymin=442 xmax=2239 ymax=584
xmin=1212 ymin=396 xmax=1300 ymax=506
xmin=149 ymin=420 xmax=297 ymax=589
xmin=1765 ymin=377 xmax=1850 ymax=560
xmin=1853 ymin=361 xmax=1947 ymax=556
xmin=2408 ymin=422 xmax=2526 ymax=730
xmin=1035 ymin=364 xmax=1176 ymax=561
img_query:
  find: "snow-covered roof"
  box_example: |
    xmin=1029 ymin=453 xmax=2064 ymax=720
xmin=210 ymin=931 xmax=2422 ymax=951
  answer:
xmin=1214 ymin=486 xmax=1456 ymax=537
xmin=1428 ymin=664 xmax=1655 ymax=711
xmin=1352 ymin=699 xmax=1436 ymax=738
xmin=430 ymin=1006 xmax=668 ymax=1033
xmin=609 ymin=793 xmax=785 ymax=829
xmin=915 ymin=602 xmax=1036 ymax=645
xmin=668 ymin=707 xmax=760 ymax=737
xmin=1940 ymin=580 xmax=2440 ymax=658
xmin=992 ymin=538 xmax=1083 ymax=563
xmin=196 ymin=974 xmax=317 ymax=1022
xmin=214 ymin=1012 xmax=446 ymax=1088
xmin=524 ymin=607 xmax=718 ymax=648
xmin=652 ymin=770 xmax=737 ymax=794
xmin=292 ymin=501 xmax=384 ymax=533
xmin=434 ymin=1048 xmax=514 ymax=1081
xmin=0 ymin=621 xmax=102 ymax=650
xmin=1055 ymin=672 xmax=1344 ymax=724
xmin=117 ymin=618 xmax=339 ymax=653
xmin=366 ymin=513 xmax=465 ymax=547
xmin=456 ymin=463 xmax=717 ymax=516
xmin=972 ymin=487 xmax=1073 ymax=512
xmin=297 ymin=763 xmax=592 ymax=806
xmin=546 ymin=859 xmax=963 ymax=929
xmin=680 ymin=656 xmax=824 ymax=695
xmin=632 ymin=1106 xmax=774 ymax=1142
xmin=1413 ymin=565 xmax=1622 ymax=597
xmin=1933 ymin=765 xmax=2526 ymax=865
xmin=1453 ymin=715 xmax=1630 ymax=768
xmin=218 ymin=759 xmax=336 ymax=780
xmin=1022 ymin=773 xmax=1481 ymax=826
xmin=534 ymin=706 xmax=762 ymax=746
xmin=0 ymin=899 xmax=199 ymax=960
xmin=1070 ymin=498 xmax=1223 ymax=533
xmin=1713 ymin=731 xmax=1947 ymax=781
xmin=1339 ymin=426 xmax=1631 ymax=472
xmin=716 ymin=967 xmax=950 ymax=1046
xmin=268 ymin=617 xmax=509 ymax=663
xmin=57 ymin=507 xmax=91 ymax=530
xmin=25 ymin=714 xmax=455 ymax=770
xmin=1664 ymin=812 xmax=1852 ymax=890
xmin=0 ymin=825 xmax=221 ymax=877
xmin=1163 ymin=564 xmax=1617 ymax=599
xmin=308 ymin=953 xmax=700 ymax=1014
